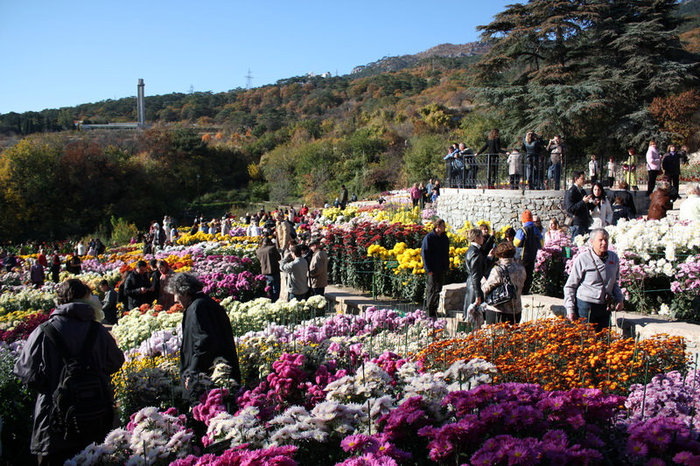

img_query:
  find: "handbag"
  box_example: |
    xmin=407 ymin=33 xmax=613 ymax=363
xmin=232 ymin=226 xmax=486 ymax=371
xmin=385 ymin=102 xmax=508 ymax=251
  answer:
xmin=486 ymin=265 xmax=517 ymax=306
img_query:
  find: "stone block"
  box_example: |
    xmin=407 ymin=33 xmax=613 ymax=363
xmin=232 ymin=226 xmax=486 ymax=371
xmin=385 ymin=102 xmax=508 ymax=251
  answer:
xmin=520 ymin=294 xmax=566 ymax=322
xmin=439 ymin=282 xmax=466 ymax=316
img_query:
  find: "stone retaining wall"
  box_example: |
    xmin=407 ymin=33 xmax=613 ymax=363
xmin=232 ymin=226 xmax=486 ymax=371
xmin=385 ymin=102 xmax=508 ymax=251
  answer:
xmin=435 ymin=187 xmax=649 ymax=229
xmin=436 ymin=188 xmax=567 ymax=229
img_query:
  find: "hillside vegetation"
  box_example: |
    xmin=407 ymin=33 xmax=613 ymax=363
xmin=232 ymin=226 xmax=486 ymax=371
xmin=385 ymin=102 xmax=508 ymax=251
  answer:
xmin=0 ymin=0 xmax=698 ymax=241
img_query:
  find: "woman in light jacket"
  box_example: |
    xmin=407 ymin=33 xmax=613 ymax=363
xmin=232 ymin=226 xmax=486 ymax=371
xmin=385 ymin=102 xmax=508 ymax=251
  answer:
xmin=588 ymin=182 xmax=613 ymax=229
xmin=481 ymin=242 xmax=527 ymax=325
xmin=646 ymin=140 xmax=661 ymax=196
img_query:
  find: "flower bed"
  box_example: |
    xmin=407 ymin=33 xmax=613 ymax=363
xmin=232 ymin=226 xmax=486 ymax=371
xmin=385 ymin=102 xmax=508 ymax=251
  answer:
xmin=416 ymin=318 xmax=688 ymax=394
xmin=3 ymin=206 xmax=700 ymax=465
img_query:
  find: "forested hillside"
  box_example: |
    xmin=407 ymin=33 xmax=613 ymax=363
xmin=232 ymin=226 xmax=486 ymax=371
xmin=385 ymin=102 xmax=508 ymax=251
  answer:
xmin=0 ymin=0 xmax=698 ymax=242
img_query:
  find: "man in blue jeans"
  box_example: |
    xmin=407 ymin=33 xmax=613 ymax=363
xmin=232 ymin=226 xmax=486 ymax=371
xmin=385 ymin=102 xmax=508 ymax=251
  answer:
xmin=564 ymin=229 xmax=624 ymax=331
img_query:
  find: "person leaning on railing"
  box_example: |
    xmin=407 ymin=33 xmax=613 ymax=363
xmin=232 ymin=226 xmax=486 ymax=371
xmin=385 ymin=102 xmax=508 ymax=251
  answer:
xmin=443 ymin=143 xmax=460 ymax=188
xmin=476 ymin=129 xmax=506 ymax=189
xmin=460 ymin=143 xmax=476 ymax=188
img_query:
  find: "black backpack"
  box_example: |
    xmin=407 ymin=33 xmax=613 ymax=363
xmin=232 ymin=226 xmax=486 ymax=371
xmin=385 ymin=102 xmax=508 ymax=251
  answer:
xmin=41 ymin=321 xmax=114 ymax=445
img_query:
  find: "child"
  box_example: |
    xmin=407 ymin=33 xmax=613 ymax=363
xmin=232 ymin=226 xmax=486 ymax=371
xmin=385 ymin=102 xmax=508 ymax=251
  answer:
xmin=607 ymin=156 xmax=616 ymax=188
xmin=612 ymin=196 xmax=630 ymax=225
xmin=507 ymin=148 xmax=522 ymax=190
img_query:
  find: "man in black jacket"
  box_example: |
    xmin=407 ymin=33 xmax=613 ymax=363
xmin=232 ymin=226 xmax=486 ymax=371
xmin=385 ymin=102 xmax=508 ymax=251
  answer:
xmin=420 ymin=219 xmax=450 ymax=318
xmin=662 ymin=145 xmax=682 ymax=201
xmin=564 ymin=171 xmax=593 ymax=239
xmin=124 ymin=260 xmax=152 ymax=311
xmin=463 ymin=228 xmax=487 ymax=318
xmin=168 ymin=273 xmax=241 ymax=402
xmin=14 ymin=279 xmax=124 ymax=465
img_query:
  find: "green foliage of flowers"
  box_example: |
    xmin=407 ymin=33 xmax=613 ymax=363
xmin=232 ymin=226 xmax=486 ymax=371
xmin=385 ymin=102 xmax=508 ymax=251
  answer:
xmin=112 ymin=309 xmax=185 ymax=351
xmin=0 ymin=345 xmax=34 ymax=464
xmin=222 ymin=295 xmax=328 ymax=337
xmin=0 ymin=288 xmax=55 ymax=316
xmin=111 ymin=354 xmax=184 ymax=424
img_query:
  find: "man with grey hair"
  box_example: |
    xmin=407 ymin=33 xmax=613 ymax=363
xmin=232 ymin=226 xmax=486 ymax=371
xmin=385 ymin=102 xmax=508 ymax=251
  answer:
xmin=564 ymin=229 xmax=624 ymax=331
xmin=168 ymin=273 xmax=241 ymax=401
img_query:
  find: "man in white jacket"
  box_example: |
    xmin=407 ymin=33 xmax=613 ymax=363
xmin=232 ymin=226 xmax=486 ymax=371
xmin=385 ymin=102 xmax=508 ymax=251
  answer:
xmin=564 ymin=229 xmax=624 ymax=331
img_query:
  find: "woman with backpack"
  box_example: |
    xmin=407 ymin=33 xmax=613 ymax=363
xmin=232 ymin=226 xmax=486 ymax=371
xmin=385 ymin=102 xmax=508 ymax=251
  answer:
xmin=13 ymin=279 xmax=124 ymax=465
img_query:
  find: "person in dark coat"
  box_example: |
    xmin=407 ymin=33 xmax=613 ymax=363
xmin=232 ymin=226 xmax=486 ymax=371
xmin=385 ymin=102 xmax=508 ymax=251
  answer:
xmin=523 ymin=131 xmax=544 ymax=190
xmin=30 ymin=259 xmax=45 ymax=288
xmin=611 ymin=196 xmax=631 ymax=225
xmin=65 ymin=255 xmax=81 ymax=275
xmin=50 ymin=251 xmax=61 ymax=283
xmin=99 ymin=279 xmax=119 ymax=325
xmin=476 ymin=128 xmax=506 ymax=188
xmin=148 ymin=259 xmax=160 ymax=303
xmin=123 ymin=260 xmax=152 ymax=311
xmin=606 ymin=181 xmax=637 ymax=219
xmin=256 ymin=237 xmax=282 ymax=301
xmin=662 ymin=145 xmax=682 ymax=201
xmin=564 ymin=171 xmax=593 ymax=239
xmin=513 ymin=210 xmax=544 ymax=295
xmin=420 ymin=219 xmax=450 ymax=318
xmin=3 ymin=251 xmax=18 ymax=272
xmin=168 ymin=273 xmax=241 ymax=402
xmin=14 ymin=279 xmax=124 ymax=465
xmin=463 ymin=228 xmax=487 ymax=318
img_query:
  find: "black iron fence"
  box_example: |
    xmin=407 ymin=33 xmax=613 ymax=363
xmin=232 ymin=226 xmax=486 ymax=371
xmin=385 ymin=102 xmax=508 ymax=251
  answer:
xmin=444 ymin=153 xmax=566 ymax=191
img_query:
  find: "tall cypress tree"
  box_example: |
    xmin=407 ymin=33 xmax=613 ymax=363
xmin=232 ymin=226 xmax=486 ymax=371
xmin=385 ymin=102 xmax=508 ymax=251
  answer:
xmin=475 ymin=0 xmax=698 ymax=155
xmin=590 ymin=0 xmax=698 ymax=147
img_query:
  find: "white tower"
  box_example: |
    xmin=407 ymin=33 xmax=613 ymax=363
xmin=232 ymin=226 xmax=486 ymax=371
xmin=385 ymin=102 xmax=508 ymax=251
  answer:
xmin=137 ymin=79 xmax=146 ymax=128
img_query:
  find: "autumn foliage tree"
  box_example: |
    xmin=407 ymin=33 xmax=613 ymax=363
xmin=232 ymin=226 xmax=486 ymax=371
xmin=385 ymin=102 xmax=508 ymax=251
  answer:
xmin=649 ymin=90 xmax=700 ymax=144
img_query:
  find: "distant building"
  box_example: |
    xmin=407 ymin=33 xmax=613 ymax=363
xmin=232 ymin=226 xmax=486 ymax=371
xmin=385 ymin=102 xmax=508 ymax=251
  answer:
xmin=76 ymin=79 xmax=147 ymax=130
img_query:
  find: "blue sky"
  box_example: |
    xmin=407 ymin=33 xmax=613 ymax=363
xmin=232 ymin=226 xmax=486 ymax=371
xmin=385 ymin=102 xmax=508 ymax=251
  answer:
xmin=0 ymin=0 xmax=511 ymax=114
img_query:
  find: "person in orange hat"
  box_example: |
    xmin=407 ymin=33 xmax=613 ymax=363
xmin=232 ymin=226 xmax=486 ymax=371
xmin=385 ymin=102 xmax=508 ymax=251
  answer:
xmin=513 ymin=209 xmax=543 ymax=295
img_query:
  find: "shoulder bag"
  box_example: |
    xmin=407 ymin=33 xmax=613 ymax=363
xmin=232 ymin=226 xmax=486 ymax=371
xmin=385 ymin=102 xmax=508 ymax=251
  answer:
xmin=486 ymin=265 xmax=517 ymax=306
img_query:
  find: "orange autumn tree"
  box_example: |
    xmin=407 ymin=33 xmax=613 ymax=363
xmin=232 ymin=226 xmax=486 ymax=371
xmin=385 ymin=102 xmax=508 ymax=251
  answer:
xmin=416 ymin=318 xmax=688 ymax=394
xmin=649 ymin=90 xmax=700 ymax=145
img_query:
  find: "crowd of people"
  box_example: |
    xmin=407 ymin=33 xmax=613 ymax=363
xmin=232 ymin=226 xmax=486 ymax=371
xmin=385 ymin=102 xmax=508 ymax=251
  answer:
xmin=6 ymin=203 xmax=340 ymax=463
xmin=423 ymin=163 xmax=697 ymax=335
xmin=409 ymin=178 xmax=441 ymax=208
xmin=0 ymin=242 xmax=100 ymax=289
xmin=255 ymin=211 xmax=329 ymax=303
xmin=420 ymin=159 xmax=695 ymax=334
xmin=443 ymin=130 xmax=565 ymax=190
xmin=422 ymin=210 xmax=624 ymax=334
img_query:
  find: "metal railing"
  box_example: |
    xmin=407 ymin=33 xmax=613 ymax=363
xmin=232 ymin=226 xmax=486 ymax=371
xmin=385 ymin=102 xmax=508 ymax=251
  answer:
xmin=444 ymin=153 xmax=563 ymax=190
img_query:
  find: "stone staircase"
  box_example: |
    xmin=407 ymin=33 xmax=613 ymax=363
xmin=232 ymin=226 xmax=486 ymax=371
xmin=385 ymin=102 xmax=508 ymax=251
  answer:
xmin=324 ymin=281 xmax=700 ymax=358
